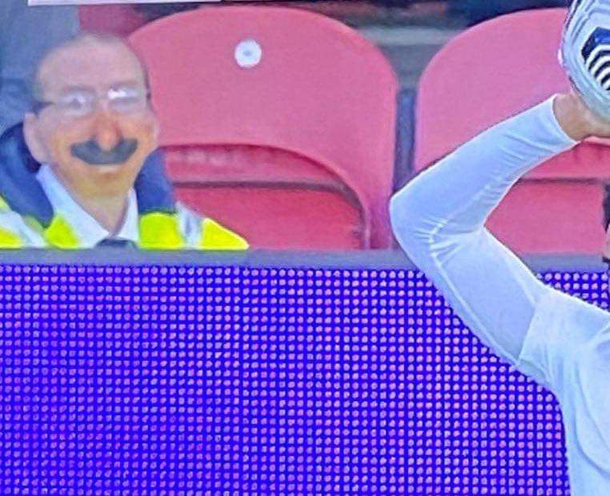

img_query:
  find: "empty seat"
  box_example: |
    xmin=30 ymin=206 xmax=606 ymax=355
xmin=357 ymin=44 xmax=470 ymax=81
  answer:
xmin=488 ymin=181 xmax=604 ymax=253
xmin=130 ymin=6 xmax=398 ymax=249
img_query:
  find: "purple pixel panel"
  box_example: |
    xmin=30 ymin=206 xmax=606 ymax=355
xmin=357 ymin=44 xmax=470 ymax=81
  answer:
xmin=0 ymin=264 xmax=602 ymax=495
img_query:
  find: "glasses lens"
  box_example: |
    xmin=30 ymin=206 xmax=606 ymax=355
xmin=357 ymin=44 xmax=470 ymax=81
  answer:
xmin=107 ymin=86 xmax=147 ymax=114
xmin=57 ymin=91 xmax=95 ymax=117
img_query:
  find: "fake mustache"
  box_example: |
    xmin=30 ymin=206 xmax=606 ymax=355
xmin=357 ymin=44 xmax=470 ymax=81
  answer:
xmin=70 ymin=139 xmax=138 ymax=166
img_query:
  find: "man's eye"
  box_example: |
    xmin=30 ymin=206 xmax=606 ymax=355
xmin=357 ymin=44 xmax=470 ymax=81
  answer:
xmin=115 ymin=94 xmax=140 ymax=105
xmin=109 ymin=89 xmax=146 ymax=112
xmin=60 ymin=94 xmax=90 ymax=111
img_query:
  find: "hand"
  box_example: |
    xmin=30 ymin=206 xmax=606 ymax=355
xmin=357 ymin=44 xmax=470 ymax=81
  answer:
xmin=553 ymin=92 xmax=610 ymax=142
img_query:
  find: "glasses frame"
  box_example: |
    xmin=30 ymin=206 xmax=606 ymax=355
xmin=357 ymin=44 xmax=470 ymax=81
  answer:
xmin=33 ymin=85 xmax=151 ymax=118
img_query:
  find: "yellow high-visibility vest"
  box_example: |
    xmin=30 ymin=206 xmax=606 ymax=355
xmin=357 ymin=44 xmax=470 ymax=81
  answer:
xmin=0 ymin=197 xmax=249 ymax=251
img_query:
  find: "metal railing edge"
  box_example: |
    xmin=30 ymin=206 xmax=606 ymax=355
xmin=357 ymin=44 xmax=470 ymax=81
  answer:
xmin=0 ymin=249 xmax=605 ymax=272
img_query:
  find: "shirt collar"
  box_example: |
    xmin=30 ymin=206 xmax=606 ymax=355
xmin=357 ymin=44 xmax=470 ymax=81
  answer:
xmin=37 ymin=165 xmax=139 ymax=247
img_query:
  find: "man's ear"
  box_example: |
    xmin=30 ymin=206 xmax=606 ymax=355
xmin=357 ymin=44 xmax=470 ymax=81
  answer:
xmin=23 ymin=113 xmax=51 ymax=164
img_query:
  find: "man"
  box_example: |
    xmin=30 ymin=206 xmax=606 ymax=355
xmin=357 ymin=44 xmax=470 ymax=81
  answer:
xmin=0 ymin=1 xmax=79 ymax=137
xmin=391 ymin=91 xmax=610 ymax=491
xmin=0 ymin=33 xmax=248 ymax=250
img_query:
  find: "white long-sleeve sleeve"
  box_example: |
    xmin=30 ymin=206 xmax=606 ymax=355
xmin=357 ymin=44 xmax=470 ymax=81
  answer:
xmin=391 ymin=96 xmax=610 ymax=493
xmin=390 ymin=97 xmax=579 ymax=373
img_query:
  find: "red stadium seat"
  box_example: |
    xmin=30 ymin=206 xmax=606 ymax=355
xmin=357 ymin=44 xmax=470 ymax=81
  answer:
xmin=415 ymin=8 xmax=610 ymax=254
xmin=487 ymin=182 xmax=604 ymax=254
xmin=129 ymin=6 xmax=398 ymax=249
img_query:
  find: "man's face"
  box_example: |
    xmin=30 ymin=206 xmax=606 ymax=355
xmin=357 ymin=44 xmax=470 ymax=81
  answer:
xmin=24 ymin=39 xmax=159 ymax=199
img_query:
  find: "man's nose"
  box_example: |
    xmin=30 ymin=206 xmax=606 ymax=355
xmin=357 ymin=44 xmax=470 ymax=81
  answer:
xmin=92 ymin=110 xmax=122 ymax=151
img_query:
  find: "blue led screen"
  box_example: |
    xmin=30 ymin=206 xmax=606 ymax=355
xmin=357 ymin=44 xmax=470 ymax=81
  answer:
xmin=1 ymin=263 xmax=603 ymax=495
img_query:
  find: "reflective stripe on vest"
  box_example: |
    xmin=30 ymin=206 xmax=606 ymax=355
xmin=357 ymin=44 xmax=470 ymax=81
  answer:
xmin=200 ymin=218 xmax=249 ymax=250
xmin=44 ymin=215 xmax=80 ymax=249
xmin=0 ymin=195 xmax=23 ymax=248
xmin=139 ymin=212 xmax=185 ymax=250
xmin=34 ymin=211 xmax=249 ymax=250
xmin=0 ymin=226 xmax=23 ymax=248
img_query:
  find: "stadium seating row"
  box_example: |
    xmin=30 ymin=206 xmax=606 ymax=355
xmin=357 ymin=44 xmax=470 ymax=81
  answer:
xmin=417 ymin=8 xmax=609 ymax=254
xmin=81 ymin=6 xmax=604 ymax=254
xmin=83 ymin=5 xmax=397 ymax=250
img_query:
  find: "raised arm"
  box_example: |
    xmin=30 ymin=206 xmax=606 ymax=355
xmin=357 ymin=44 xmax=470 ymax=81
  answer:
xmin=390 ymin=95 xmax=584 ymax=369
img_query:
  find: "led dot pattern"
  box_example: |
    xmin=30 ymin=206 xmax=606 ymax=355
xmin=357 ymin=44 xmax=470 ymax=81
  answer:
xmin=0 ymin=264 xmax=599 ymax=495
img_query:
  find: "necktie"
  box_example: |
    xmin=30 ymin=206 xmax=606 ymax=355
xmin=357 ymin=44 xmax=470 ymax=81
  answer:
xmin=96 ymin=238 xmax=137 ymax=248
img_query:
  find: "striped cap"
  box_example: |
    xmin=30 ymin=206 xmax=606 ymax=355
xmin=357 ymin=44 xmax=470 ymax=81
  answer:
xmin=582 ymin=27 xmax=610 ymax=91
xmin=561 ymin=0 xmax=610 ymax=120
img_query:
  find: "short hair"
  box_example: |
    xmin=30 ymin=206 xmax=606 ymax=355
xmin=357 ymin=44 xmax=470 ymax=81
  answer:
xmin=31 ymin=32 xmax=151 ymax=102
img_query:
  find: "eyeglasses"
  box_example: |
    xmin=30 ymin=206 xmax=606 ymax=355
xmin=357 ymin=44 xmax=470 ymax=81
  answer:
xmin=34 ymin=85 xmax=149 ymax=118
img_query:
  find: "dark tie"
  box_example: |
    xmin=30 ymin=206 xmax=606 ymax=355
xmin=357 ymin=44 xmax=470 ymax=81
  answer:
xmin=96 ymin=238 xmax=137 ymax=249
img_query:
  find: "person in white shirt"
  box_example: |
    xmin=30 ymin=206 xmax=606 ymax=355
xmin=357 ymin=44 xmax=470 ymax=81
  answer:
xmin=390 ymin=93 xmax=610 ymax=494
xmin=0 ymin=32 xmax=247 ymax=250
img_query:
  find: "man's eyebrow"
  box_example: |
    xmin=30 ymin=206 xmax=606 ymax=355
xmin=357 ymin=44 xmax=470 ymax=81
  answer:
xmin=56 ymin=85 xmax=94 ymax=95
xmin=55 ymin=80 xmax=145 ymax=95
xmin=108 ymin=79 xmax=146 ymax=89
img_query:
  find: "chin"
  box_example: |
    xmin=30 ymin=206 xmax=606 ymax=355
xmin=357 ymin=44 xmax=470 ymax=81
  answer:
xmin=77 ymin=158 xmax=141 ymax=177
xmin=82 ymin=161 xmax=141 ymax=192
xmin=91 ymin=163 xmax=126 ymax=174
